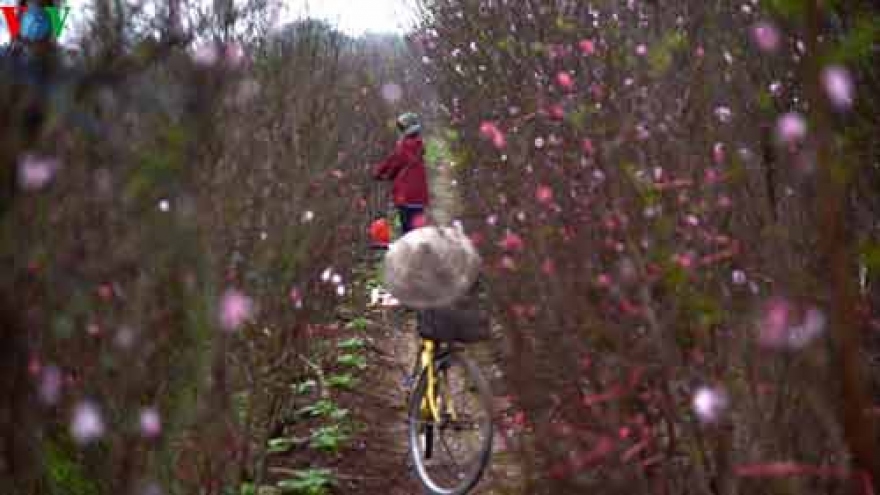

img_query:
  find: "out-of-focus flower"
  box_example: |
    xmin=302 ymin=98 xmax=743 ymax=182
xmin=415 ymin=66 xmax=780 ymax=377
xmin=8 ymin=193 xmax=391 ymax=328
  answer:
xmin=821 ymin=65 xmax=855 ymax=110
xmin=536 ymin=185 xmax=553 ymax=204
xmin=752 ymin=21 xmax=781 ymax=52
xmin=758 ymin=299 xmax=826 ymax=350
xmin=479 ymin=121 xmax=506 ymax=149
xmin=71 ymin=401 xmax=105 ymax=444
xmin=224 ymin=43 xmax=245 ymax=67
xmin=776 ymin=112 xmax=807 ymax=144
xmin=715 ymin=106 xmax=733 ymax=123
xmin=192 ymin=42 xmax=245 ymax=67
xmin=219 ymin=289 xmax=253 ymax=331
xmin=39 ymin=365 xmax=62 ymax=405
xmin=786 ymin=308 xmax=826 ymax=349
xmin=192 ymin=44 xmax=218 ymax=66
xmin=555 ymin=72 xmax=575 ymax=90
xmin=140 ymin=408 xmax=161 ymax=438
xmin=692 ymin=386 xmax=729 ymax=423
xmin=500 ymin=231 xmax=524 ymax=251
xmin=579 ymin=39 xmax=596 ymax=55
xmin=713 ymin=142 xmax=725 ymax=164
xmin=381 ymin=82 xmax=403 ymax=103
xmin=18 ymin=154 xmax=60 ymax=191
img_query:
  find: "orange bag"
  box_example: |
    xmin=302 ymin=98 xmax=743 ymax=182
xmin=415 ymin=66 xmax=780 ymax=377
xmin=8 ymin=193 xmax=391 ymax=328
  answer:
xmin=369 ymin=218 xmax=391 ymax=246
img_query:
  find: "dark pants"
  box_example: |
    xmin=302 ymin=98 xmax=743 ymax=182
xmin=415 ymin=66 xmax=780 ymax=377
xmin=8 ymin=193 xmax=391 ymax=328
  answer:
xmin=397 ymin=205 xmax=424 ymax=235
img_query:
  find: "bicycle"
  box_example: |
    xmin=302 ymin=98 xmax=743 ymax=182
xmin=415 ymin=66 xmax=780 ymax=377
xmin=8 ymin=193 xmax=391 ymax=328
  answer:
xmin=405 ymin=309 xmax=494 ymax=495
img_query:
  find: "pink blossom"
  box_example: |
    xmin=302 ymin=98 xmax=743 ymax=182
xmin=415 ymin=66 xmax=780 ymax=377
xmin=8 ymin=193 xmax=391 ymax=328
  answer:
xmin=675 ymin=253 xmax=694 ymax=269
xmin=500 ymin=231 xmax=524 ymax=251
xmin=289 ymin=287 xmax=303 ymax=308
xmin=536 ymin=185 xmax=553 ymax=204
xmin=821 ymin=65 xmax=855 ymax=110
xmin=479 ymin=121 xmax=506 ymax=149
xmin=191 ymin=44 xmax=218 ymax=66
xmin=582 ymin=138 xmax=595 ymax=156
xmin=71 ymin=401 xmax=105 ymax=444
xmin=219 ymin=289 xmax=253 ymax=331
xmin=18 ymin=154 xmax=59 ymax=191
xmin=692 ymin=386 xmax=729 ymax=423
xmin=596 ymin=273 xmax=612 ymax=287
xmin=499 ymin=255 xmax=516 ymax=271
xmin=758 ymin=298 xmax=791 ymax=348
xmin=548 ymin=104 xmax=565 ymax=120
xmin=635 ymin=44 xmax=647 ymax=56
xmin=579 ymin=39 xmax=596 ymax=55
xmin=224 ymin=42 xmax=245 ymax=67
xmin=140 ymin=408 xmax=162 ymax=438
xmin=776 ymin=112 xmax=807 ymax=144
xmin=752 ymin=21 xmax=781 ymax=52
xmin=39 ymin=365 xmax=62 ymax=405
xmin=704 ymin=168 xmax=722 ymax=185
xmin=555 ymin=71 xmax=575 ymax=90
xmin=713 ymin=142 xmax=725 ymax=164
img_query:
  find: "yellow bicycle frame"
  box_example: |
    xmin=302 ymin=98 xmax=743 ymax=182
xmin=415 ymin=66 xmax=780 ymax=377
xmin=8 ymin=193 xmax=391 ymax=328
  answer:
xmin=419 ymin=339 xmax=458 ymax=422
xmin=421 ymin=339 xmax=441 ymax=421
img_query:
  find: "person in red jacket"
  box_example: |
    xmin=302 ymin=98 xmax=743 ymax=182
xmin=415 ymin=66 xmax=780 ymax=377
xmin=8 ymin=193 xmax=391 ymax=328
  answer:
xmin=373 ymin=112 xmax=430 ymax=235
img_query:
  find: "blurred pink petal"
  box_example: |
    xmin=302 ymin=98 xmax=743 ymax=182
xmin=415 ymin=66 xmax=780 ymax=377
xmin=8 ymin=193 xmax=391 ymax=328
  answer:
xmin=713 ymin=142 xmax=725 ymax=164
xmin=776 ymin=112 xmax=807 ymax=144
xmin=192 ymin=44 xmax=218 ymax=66
xmin=500 ymin=231 xmax=524 ymax=251
xmin=752 ymin=21 xmax=781 ymax=52
xmin=140 ymin=408 xmax=162 ymax=438
xmin=536 ymin=185 xmax=553 ymax=204
xmin=224 ymin=42 xmax=245 ymax=66
xmin=579 ymin=39 xmax=596 ymax=55
xmin=479 ymin=121 xmax=506 ymax=149
xmin=692 ymin=386 xmax=729 ymax=423
xmin=821 ymin=65 xmax=855 ymax=110
xmin=219 ymin=289 xmax=253 ymax=331
xmin=18 ymin=154 xmax=59 ymax=191
xmin=39 ymin=365 xmax=62 ymax=405
xmin=555 ymin=71 xmax=575 ymax=90
xmin=71 ymin=401 xmax=105 ymax=444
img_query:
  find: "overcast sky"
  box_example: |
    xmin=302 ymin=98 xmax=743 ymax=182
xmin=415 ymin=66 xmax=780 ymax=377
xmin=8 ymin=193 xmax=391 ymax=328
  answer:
xmin=283 ymin=0 xmax=416 ymax=35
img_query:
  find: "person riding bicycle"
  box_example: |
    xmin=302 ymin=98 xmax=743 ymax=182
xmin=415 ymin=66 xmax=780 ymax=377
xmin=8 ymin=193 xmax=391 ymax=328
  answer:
xmin=373 ymin=112 xmax=430 ymax=235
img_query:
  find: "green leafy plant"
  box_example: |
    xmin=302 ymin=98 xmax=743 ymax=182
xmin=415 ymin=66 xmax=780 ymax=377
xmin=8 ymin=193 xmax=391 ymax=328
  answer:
xmin=327 ymin=373 xmax=358 ymax=390
xmin=277 ymin=468 xmax=335 ymax=495
xmin=291 ymin=379 xmax=318 ymax=395
xmin=337 ymin=337 xmax=365 ymax=350
xmin=267 ymin=437 xmax=298 ymax=454
xmin=345 ymin=316 xmax=369 ymax=331
xmin=296 ymin=399 xmax=349 ymax=420
xmin=337 ymin=353 xmax=367 ymax=370
xmin=310 ymin=425 xmax=349 ymax=454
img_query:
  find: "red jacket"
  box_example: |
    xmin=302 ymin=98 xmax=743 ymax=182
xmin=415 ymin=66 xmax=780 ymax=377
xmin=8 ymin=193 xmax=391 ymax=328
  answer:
xmin=373 ymin=136 xmax=430 ymax=206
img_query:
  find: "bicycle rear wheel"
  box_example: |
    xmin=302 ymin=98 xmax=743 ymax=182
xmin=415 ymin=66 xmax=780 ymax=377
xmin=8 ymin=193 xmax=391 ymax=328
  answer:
xmin=407 ymin=352 xmax=493 ymax=495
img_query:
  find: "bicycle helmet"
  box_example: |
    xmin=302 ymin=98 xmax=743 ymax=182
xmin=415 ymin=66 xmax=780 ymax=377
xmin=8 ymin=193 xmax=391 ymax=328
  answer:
xmin=396 ymin=112 xmax=422 ymax=137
